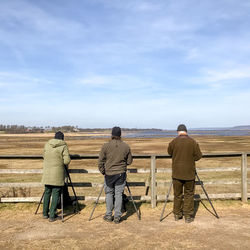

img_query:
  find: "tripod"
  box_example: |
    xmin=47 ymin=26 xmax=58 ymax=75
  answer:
xmin=160 ymin=171 xmax=219 ymax=222
xmin=89 ymin=181 xmax=141 ymax=221
xmin=35 ymin=165 xmax=80 ymax=222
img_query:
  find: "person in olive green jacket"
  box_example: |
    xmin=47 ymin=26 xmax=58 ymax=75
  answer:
xmin=168 ymin=124 xmax=202 ymax=223
xmin=42 ymin=131 xmax=71 ymax=222
xmin=98 ymin=127 xmax=133 ymax=224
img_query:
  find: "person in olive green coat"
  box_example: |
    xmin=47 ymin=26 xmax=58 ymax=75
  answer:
xmin=168 ymin=124 xmax=202 ymax=223
xmin=42 ymin=131 xmax=71 ymax=222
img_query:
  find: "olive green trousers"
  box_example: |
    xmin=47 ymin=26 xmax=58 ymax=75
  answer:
xmin=173 ymin=179 xmax=195 ymax=217
xmin=43 ymin=185 xmax=61 ymax=218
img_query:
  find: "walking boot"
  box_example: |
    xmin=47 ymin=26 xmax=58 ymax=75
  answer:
xmin=185 ymin=216 xmax=194 ymax=223
xmin=114 ymin=217 xmax=121 ymax=224
xmin=103 ymin=215 xmax=113 ymax=222
xmin=174 ymin=214 xmax=183 ymax=221
xmin=49 ymin=215 xmax=60 ymax=222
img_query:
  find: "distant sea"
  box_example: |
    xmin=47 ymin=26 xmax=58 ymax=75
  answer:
xmin=123 ymin=130 xmax=250 ymax=138
xmin=68 ymin=129 xmax=250 ymax=140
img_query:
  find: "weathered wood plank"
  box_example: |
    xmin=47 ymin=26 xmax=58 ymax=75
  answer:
xmin=1 ymin=193 xmax=248 ymax=203
xmin=0 ymin=182 xmax=42 ymax=187
xmin=0 ymin=168 xmax=150 ymax=174
xmin=241 ymin=153 xmax=248 ymax=203
xmin=156 ymin=180 xmax=246 ymax=187
xmin=0 ymin=152 xmax=249 ymax=160
xmin=1 ymin=166 xmax=249 ymax=175
xmin=0 ymin=196 xmax=151 ymax=202
xmin=157 ymin=193 xmax=244 ymax=201
xmin=156 ymin=167 xmax=249 ymax=173
xmin=0 ymin=169 xmax=43 ymax=174
xmin=0 ymin=181 xmax=147 ymax=188
xmin=151 ymin=155 xmax=156 ymax=208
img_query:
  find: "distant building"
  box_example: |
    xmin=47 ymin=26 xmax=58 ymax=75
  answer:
xmin=73 ymin=127 xmax=80 ymax=132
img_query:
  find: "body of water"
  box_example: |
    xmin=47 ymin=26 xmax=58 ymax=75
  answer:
xmin=68 ymin=130 xmax=250 ymax=140
xmin=124 ymin=130 xmax=250 ymax=138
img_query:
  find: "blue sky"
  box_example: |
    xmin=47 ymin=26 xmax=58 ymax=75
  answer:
xmin=0 ymin=0 xmax=250 ymax=129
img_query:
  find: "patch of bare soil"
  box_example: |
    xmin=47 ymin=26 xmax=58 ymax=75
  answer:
xmin=0 ymin=202 xmax=250 ymax=250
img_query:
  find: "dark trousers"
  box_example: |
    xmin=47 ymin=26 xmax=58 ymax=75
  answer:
xmin=43 ymin=185 xmax=61 ymax=218
xmin=173 ymin=179 xmax=195 ymax=217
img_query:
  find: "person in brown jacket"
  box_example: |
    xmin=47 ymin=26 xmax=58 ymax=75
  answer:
xmin=98 ymin=126 xmax=133 ymax=224
xmin=168 ymin=124 xmax=202 ymax=223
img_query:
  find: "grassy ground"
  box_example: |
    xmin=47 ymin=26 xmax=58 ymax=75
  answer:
xmin=0 ymin=134 xmax=249 ymax=198
xmin=0 ymin=134 xmax=250 ymax=249
xmin=0 ymin=201 xmax=250 ymax=250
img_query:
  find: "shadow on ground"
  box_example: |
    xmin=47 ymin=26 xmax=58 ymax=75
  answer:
xmin=122 ymin=201 xmax=143 ymax=221
xmin=62 ymin=203 xmax=86 ymax=222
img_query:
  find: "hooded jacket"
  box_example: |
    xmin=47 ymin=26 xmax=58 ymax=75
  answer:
xmin=42 ymin=139 xmax=71 ymax=186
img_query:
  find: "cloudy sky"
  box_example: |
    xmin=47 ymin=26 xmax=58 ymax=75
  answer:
xmin=0 ymin=0 xmax=250 ymax=129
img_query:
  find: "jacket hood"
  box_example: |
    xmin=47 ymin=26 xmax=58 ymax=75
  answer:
xmin=48 ymin=139 xmax=66 ymax=148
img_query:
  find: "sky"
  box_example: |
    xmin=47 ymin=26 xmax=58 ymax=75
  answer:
xmin=0 ymin=0 xmax=250 ymax=129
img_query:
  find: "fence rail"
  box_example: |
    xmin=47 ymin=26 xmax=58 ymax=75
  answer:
xmin=0 ymin=153 xmax=249 ymax=207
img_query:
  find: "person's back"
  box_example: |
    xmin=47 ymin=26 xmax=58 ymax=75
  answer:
xmin=168 ymin=124 xmax=202 ymax=223
xmin=41 ymin=131 xmax=71 ymax=222
xmin=98 ymin=126 xmax=133 ymax=224
xmin=99 ymin=139 xmax=132 ymax=175
xmin=42 ymin=138 xmax=71 ymax=186
xmin=168 ymin=135 xmax=202 ymax=180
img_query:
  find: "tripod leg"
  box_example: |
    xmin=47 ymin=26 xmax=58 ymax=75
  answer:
xmin=89 ymin=184 xmax=105 ymax=221
xmin=64 ymin=165 xmax=80 ymax=212
xmin=196 ymin=173 xmax=219 ymax=219
xmin=35 ymin=190 xmax=45 ymax=214
xmin=160 ymin=180 xmax=173 ymax=222
xmin=126 ymin=182 xmax=141 ymax=220
xmin=61 ymin=188 xmax=64 ymax=222
xmin=145 ymin=172 xmax=151 ymax=195
xmin=69 ymin=180 xmax=81 ymax=212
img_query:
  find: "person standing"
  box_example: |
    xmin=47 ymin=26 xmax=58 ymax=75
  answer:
xmin=41 ymin=131 xmax=71 ymax=222
xmin=168 ymin=124 xmax=202 ymax=223
xmin=98 ymin=126 xmax=133 ymax=224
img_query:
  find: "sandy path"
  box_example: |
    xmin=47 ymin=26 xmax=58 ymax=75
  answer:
xmin=0 ymin=202 xmax=250 ymax=250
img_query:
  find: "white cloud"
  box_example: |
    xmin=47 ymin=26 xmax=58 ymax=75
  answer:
xmin=199 ymin=67 xmax=250 ymax=83
xmin=0 ymin=1 xmax=83 ymax=34
xmin=133 ymin=2 xmax=162 ymax=11
xmin=1 ymin=0 xmax=250 ymax=127
xmin=76 ymin=74 xmax=153 ymax=90
xmin=0 ymin=0 xmax=85 ymax=50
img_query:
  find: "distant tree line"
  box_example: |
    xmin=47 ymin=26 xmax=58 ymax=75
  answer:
xmin=0 ymin=124 xmax=163 ymax=134
xmin=0 ymin=125 xmax=44 ymax=133
xmin=0 ymin=125 xmax=78 ymax=134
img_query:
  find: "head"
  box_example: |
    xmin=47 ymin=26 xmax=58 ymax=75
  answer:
xmin=111 ymin=126 xmax=121 ymax=139
xmin=177 ymin=124 xmax=187 ymax=135
xmin=54 ymin=131 xmax=64 ymax=140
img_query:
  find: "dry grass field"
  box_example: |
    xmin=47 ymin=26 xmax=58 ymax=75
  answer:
xmin=0 ymin=133 xmax=249 ymax=197
xmin=0 ymin=133 xmax=250 ymax=249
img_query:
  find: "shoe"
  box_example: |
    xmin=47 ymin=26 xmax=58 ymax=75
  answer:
xmin=114 ymin=217 xmax=121 ymax=224
xmin=185 ymin=216 xmax=194 ymax=223
xmin=42 ymin=215 xmax=49 ymax=219
xmin=103 ymin=215 xmax=113 ymax=222
xmin=174 ymin=214 xmax=183 ymax=221
xmin=49 ymin=215 xmax=60 ymax=222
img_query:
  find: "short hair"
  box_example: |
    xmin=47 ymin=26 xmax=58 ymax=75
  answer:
xmin=177 ymin=124 xmax=187 ymax=132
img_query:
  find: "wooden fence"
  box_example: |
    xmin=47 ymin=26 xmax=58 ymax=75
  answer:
xmin=0 ymin=153 xmax=249 ymax=208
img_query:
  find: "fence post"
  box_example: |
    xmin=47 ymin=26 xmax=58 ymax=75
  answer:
xmin=241 ymin=153 xmax=248 ymax=203
xmin=151 ymin=155 xmax=156 ymax=208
